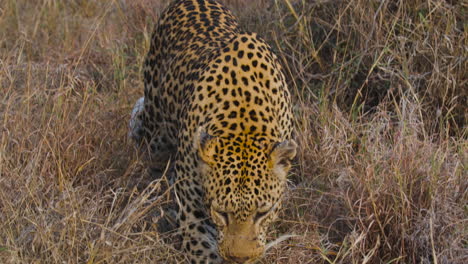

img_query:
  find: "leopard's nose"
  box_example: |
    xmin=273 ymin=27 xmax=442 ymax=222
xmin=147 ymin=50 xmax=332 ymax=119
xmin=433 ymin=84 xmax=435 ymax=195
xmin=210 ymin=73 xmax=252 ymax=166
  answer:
xmin=228 ymin=256 xmax=250 ymax=263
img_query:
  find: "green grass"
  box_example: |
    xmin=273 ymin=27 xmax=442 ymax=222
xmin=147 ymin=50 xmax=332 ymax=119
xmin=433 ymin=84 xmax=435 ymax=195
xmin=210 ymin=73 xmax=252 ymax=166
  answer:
xmin=0 ymin=0 xmax=466 ymax=263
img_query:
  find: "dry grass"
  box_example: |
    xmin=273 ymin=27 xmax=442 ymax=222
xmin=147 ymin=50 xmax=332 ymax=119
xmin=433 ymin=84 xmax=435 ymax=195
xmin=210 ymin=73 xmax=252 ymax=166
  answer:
xmin=0 ymin=0 xmax=466 ymax=263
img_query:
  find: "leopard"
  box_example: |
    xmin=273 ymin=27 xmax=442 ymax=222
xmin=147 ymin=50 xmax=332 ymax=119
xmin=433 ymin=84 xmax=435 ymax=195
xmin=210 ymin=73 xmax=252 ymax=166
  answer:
xmin=129 ymin=0 xmax=296 ymax=263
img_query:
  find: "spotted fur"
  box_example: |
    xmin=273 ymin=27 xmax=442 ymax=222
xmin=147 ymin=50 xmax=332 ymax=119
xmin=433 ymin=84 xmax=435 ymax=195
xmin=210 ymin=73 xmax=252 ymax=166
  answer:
xmin=130 ymin=0 xmax=296 ymax=263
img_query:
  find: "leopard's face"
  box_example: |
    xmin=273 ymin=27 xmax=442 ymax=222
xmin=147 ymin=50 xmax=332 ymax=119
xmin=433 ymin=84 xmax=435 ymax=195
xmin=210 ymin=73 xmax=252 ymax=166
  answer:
xmin=195 ymin=128 xmax=297 ymax=263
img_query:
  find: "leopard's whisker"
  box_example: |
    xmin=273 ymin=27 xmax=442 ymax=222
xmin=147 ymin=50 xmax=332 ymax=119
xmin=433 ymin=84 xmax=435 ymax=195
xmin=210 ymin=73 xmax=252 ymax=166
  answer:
xmin=265 ymin=234 xmax=298 ymax=251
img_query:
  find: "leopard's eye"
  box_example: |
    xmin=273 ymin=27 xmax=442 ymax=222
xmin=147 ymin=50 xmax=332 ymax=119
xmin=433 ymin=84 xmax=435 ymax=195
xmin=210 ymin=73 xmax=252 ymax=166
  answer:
xmin=211 ymin=208 xmax=229 ymax=226
xmin=254 ymin=204 xmax=274 ymax=223
xmin=254 ymin=210 xmax=270 ymax=223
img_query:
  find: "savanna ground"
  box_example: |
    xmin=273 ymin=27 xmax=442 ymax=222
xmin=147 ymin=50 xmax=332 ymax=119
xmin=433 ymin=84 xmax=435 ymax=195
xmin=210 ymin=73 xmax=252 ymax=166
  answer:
xmin=0 ymin=0 xmax=466 ymax=263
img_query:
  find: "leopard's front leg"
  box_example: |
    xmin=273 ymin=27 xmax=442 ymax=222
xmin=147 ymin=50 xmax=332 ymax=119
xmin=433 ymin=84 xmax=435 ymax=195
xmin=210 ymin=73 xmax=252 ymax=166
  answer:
xmin=174 ymin=165 xmax=223 ymax=264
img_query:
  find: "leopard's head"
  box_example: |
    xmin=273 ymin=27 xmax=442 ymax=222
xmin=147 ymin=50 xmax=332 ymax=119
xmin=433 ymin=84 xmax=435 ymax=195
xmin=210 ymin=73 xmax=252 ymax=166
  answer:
xmin=195 ymin=127 xmax=296 ymax=263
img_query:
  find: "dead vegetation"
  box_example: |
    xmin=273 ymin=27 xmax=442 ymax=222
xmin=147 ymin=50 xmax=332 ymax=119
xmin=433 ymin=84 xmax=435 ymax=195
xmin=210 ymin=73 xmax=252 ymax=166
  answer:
xmin=0 ymin=0 xmax=466 ymax=263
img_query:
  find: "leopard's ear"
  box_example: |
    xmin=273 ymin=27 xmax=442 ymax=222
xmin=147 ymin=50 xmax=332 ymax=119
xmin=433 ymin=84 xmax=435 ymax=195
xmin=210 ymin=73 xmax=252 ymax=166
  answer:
xmin=269 ymin=140 xmax=297 ymax=179
xmin=194 ymin=127 xmax=218 ymax=164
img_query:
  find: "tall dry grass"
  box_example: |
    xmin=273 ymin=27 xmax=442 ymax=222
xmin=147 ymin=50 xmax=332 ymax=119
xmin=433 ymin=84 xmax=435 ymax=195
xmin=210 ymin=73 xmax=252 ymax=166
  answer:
xmin=0 ymin=0 xmax=466 ymax=264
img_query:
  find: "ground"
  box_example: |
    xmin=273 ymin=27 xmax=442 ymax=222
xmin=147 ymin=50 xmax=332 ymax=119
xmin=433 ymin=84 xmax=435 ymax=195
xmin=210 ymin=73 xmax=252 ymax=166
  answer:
xmin=0 ymin=0 xmax=466 ymax=264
